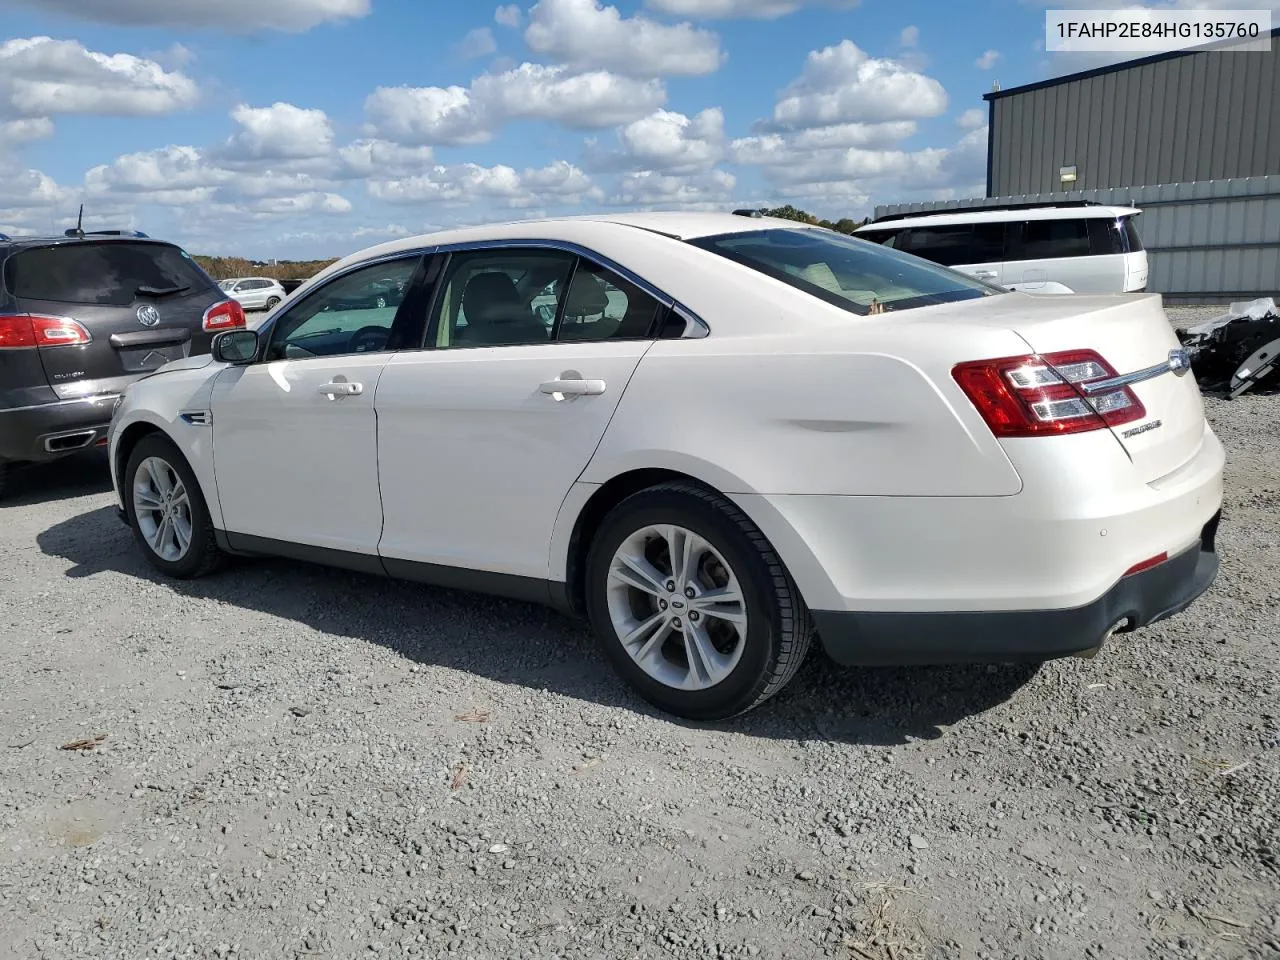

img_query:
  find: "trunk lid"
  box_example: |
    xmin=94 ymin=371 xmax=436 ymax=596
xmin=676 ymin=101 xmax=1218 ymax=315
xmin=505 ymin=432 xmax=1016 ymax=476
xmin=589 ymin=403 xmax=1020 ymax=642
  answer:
xmin=925 ymin=292 xmax=1205 ymax=483
xmin=6 ymin=240 xmax=221 ymax=397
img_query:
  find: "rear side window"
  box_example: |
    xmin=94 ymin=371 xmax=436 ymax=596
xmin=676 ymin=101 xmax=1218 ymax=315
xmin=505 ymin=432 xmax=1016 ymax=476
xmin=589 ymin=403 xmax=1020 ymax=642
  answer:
xmin=1006 ymin=219 xmax=1091 ymax=261
xmin=5 ymin=242 xmax=211 ymax=306
xmin=895 ymin=223 xmax=1005 ymax=266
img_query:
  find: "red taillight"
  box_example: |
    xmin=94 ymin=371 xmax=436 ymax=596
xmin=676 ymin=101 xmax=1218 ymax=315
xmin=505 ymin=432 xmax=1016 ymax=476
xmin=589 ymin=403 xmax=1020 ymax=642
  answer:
xmin=203 ymin=298 xmax=246 ymax=332
xmin=0 ymin=314 xmax=92 ymax=349
xmin=952 ymin=349 xmax=1146 ymax=438
xmin=1123 ymin=552 xmax=1168 ymax=577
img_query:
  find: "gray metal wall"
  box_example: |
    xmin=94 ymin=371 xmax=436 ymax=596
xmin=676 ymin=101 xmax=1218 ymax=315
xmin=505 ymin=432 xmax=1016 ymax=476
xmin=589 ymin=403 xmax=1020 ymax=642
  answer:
xmin=873 ymin=176 xmax=1280 ymax=304
xmin=987 ymin=42 xmax=1280 ymax=196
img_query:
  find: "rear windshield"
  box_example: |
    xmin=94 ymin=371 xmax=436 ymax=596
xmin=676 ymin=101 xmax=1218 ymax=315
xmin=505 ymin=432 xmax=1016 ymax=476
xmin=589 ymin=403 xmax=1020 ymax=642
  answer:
xmin=688 ymin=227 xmax=1001 ymax=315
xmin=5 ymin=241 xmax=211 ymax=306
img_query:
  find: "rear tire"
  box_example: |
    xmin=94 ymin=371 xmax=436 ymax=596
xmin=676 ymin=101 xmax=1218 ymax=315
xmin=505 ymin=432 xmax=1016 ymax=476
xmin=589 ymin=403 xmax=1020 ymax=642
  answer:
xmin=265 ymin=296 xmax=281 ymax=309
xmin=124 ymin=434 xmax=223 ymax=579
xmin=584 ymin=482 xmax=814 ymax=721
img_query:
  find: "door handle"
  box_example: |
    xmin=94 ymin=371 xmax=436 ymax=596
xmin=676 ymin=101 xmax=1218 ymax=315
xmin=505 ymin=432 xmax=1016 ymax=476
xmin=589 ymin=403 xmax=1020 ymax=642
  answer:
xmin=972 ymin=270 xmax=999 ymax=278
xmin=319 ymin=380 xmax=363 ymax=398
xmin=539 ymin=378 xmax=606 ymax=398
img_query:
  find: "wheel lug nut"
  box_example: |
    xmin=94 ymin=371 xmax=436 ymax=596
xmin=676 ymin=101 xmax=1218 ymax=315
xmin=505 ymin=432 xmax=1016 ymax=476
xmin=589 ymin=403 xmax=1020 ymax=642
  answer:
xmin=689 ymin=612 xmax=700 ymax=622
xmin=659 ymin=600 xmax=668 ymax=610
xmin=672 ymin=618 xmax=682 ymax=630
xmin=684 ymin=587 xmax=695 ymax=599
xmin=665 ymin=580 xmax=676 ymax=592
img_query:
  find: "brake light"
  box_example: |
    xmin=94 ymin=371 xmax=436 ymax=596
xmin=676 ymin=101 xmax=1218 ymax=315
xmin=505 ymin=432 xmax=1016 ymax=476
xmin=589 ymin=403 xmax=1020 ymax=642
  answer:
xmin=0 ymin=314 xmax=92 ymax=349
xmin=203 ymin=298 xmax=246 ymax=332
xmin=952 ymin=349 xmax=1146 ymax=438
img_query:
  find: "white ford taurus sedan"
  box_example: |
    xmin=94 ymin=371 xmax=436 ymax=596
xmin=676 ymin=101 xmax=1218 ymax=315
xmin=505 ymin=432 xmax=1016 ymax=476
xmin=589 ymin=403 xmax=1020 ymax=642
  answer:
xmin=107 ymin=211 xmax=1224 ymax=721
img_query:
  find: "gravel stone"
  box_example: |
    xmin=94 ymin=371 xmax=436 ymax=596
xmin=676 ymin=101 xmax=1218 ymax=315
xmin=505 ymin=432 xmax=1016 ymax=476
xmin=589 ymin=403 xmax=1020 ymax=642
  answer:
xmin=0 ymin=306 xmax=1276 ymax=958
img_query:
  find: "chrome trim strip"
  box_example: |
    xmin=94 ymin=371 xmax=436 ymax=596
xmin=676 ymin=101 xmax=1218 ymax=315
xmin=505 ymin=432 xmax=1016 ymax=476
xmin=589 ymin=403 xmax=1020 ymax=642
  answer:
xmin=0 ymin=393 xmax=122 ymax=414
xmin=1081 ymin=352 xmax=1183 ymax=395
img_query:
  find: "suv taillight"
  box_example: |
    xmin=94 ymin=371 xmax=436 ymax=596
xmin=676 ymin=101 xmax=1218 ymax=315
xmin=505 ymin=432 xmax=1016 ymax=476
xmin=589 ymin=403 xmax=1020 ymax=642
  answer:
xmin=203 ymin=298 xmax=246 ymax=332
xmin=952 ymin=349 xmax=1146 ymax=438
xmin=0 ymin=314 xmax=92 ymax=349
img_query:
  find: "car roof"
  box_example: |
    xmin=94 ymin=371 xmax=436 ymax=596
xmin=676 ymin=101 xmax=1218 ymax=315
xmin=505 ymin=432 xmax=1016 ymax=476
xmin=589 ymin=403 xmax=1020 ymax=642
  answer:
xmin=0 ymin=234 xmax=173 ymax=250
xmin=855 ymin=204 xmax=1141 ymax=231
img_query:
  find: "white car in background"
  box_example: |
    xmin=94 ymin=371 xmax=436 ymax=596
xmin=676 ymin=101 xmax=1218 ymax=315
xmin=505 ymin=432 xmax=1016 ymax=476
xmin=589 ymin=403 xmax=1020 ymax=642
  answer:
xmin=854 ymin=202 xmax=1149 ymax=295
xmin=108 ymin=212 xmax=1223 ymax=721
xmin=219 ymin=276 xmax=287 ymax=311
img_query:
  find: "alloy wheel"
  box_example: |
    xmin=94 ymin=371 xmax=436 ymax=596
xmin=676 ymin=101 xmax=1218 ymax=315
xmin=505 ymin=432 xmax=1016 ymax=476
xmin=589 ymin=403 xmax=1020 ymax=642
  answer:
xmin=605 ymin=524 xmax=748 ymax=691
xmin=133 ymin=456 xmax=193 ymax=562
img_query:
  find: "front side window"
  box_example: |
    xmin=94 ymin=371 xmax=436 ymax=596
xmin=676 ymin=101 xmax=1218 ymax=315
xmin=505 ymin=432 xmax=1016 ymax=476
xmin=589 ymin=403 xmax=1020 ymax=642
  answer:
xmin=5 ymin=241 xmax=211 ymax=306
xmin=264 ymin=256 xmax=420 ymax=360
xmin=688 ymin=227 xmax=999 ymax=315
xmin=431 ymin=249 xmax=575 ymax=348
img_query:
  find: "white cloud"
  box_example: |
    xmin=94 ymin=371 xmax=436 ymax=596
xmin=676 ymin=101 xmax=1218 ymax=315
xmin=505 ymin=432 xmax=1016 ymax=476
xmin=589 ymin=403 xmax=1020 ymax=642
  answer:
xmin=524 ymin=0 xmax=724 ymax=76
xmin=3 ymin=0 xmax=371 ymax=31
xmin=86 ymin=145 xmax=229 ymax=199
xmin=956 ymin=107 xmax=986 ymax=129
xmin=761 ymin=40 xmax=947 ymax=131
xmin=899 ymin=25 xmax=918 ymax=47
xmin=587 ymin=108 xmax=726 ymax=173
xmin=495 ymin=4 xmax=523 ymax=27
xmin=222 ymin=102 xmax=334 ymax=162
xmin=0 ymin=36 xmax=198 ymax=118
xmin=1 ymin=116 xmax=54 ymax=143
xmin=0 ymin=163 xmax=73 ymax=208
xmin=368 ymin=159 xmax=600 ymax=208
xmin=456 ymin=27 xmax=498 ymax=60
xmin=337 ymin=139 xmax=435 ymax=179
xmin=607 ymin=168 xmax=736 ymax=206
xmin=643 ymin=0 xmax=857 ymax=18
xmin=364 ymin=63 xmax=666 ymax=145
xmin=975 ymin=49 xmax=1001 ymax=69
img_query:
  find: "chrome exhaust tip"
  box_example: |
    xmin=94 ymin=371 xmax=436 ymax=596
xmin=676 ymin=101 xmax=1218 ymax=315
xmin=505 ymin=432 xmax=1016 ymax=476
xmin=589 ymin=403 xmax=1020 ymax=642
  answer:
xmin=43 ymin=430 xmax=97 ymax=453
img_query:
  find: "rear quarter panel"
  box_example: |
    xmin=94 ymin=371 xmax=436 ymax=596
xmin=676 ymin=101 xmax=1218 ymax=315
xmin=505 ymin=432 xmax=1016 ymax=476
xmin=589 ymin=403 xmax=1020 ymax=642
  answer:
xmin=581 ymin=320 xmax=1030 ymax=498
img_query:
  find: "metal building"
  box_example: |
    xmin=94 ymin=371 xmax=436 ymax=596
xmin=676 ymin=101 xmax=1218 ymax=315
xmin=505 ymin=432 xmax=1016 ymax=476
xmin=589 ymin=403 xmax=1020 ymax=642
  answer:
xmin=873 ymin=29 xmax=1280 ymax=303
xmin=985 ymin=27 xmax=1280 ymax=196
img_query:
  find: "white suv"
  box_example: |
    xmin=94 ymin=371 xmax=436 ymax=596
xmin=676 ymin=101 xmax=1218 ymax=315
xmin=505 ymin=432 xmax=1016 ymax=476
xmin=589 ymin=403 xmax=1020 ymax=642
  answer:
xmin=218 ymin=277 xmax=287 ymax=311
xmin=854 ymin=201 xmax=1148 ymax=295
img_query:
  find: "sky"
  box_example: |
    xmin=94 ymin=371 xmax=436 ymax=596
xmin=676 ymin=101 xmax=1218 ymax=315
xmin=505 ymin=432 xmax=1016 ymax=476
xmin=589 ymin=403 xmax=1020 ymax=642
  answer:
xmin=0 ymin=0 xmax=1271 ymax=259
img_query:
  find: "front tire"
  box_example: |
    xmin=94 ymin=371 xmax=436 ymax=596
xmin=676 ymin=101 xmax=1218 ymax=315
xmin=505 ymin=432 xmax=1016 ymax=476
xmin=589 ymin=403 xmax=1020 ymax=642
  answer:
xmin=584 ymin=482 xmax=814 ymax=721
xmin=124 ymin=434 xmax=223 ymax=579
xmin=265 ymin=296 xmax=281 ymax=309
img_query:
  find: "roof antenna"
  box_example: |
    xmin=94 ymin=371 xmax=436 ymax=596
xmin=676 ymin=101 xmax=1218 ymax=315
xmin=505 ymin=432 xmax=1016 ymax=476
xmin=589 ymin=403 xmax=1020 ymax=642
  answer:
xmin=66 ymin=203 xmax=86 ymax=239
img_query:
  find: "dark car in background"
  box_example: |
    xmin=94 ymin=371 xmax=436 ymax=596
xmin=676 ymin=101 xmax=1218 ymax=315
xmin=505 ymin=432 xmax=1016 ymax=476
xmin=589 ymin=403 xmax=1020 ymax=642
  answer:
xmin=0 ymin=231 xmax=245 ymax=498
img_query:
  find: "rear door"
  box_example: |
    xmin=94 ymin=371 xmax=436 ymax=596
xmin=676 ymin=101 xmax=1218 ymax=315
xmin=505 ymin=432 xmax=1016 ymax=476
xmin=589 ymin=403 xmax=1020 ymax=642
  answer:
xmin=1005 ymin=217 xmax=1115 ymax=293
xmin=375 ymin=246 xmax=662 ymax=581
xmin=4 ymin=240 xmax=223 ymax=399
xmin=895 ymin=223 xmax=1006 ymax=285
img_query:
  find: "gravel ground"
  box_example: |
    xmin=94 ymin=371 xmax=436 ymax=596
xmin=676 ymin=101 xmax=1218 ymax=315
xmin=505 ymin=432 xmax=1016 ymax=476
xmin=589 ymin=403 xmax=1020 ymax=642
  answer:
xmin=1 ymin=305 xmax=1277 ymax=960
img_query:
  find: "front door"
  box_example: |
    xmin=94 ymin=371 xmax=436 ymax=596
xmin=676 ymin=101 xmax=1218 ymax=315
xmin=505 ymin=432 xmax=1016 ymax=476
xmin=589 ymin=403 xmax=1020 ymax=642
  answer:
xmin=375 ymin=247 xmax=664 ymax=580
xmin=210 ymin=254 xmax=424 ymax=555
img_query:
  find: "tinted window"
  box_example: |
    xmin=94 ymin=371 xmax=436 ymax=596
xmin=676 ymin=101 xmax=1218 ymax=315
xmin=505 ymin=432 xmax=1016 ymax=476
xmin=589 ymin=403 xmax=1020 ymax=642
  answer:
xmin=265 ymin=256 xmax=420 ymax=360
xmin=432 ymin=249 xmax=574 ymax=348
xmin=557 ymin=260 xmax=661 ymax=341
xmin=6 ymin=241 xmax=211 ymax=306
xmin=1122 ymin=216 xmax=1143 ymax=252
xmin=852 ymin=228 xmax=901 ymax=248
xmin=688 ymin=228 xmax=999 ymax=315
xmin=896 ymin=223 xmax=1004 ymax=266
xmin=1007 ymin=219 xmax=1091 ymax=261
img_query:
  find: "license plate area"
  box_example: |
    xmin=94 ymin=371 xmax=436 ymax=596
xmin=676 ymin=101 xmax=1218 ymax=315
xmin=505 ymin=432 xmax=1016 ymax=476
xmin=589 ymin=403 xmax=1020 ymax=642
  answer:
xmin=116 ymin=342 xmax=189 ymax=372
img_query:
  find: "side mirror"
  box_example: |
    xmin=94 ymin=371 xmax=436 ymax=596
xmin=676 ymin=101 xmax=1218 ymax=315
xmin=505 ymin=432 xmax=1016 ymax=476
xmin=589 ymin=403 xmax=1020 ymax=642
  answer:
xmin=213 ymin=329 xmax=259 ymax=364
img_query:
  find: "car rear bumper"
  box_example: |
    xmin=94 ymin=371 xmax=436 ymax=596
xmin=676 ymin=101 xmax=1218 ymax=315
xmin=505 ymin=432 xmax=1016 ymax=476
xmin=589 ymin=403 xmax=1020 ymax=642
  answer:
xmin=812 ymin=511 xmax=1220 ymax=665
xmin=0 ymin=394 xmax=120 ymax=463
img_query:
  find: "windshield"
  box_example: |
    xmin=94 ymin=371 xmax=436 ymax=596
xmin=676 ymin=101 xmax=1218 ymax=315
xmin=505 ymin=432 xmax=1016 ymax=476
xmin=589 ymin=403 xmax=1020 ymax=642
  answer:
xmin=687 ymin=227 xmax=1002 ymax=315
xmin=219 ymin=279 xmax=236 ymax=290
